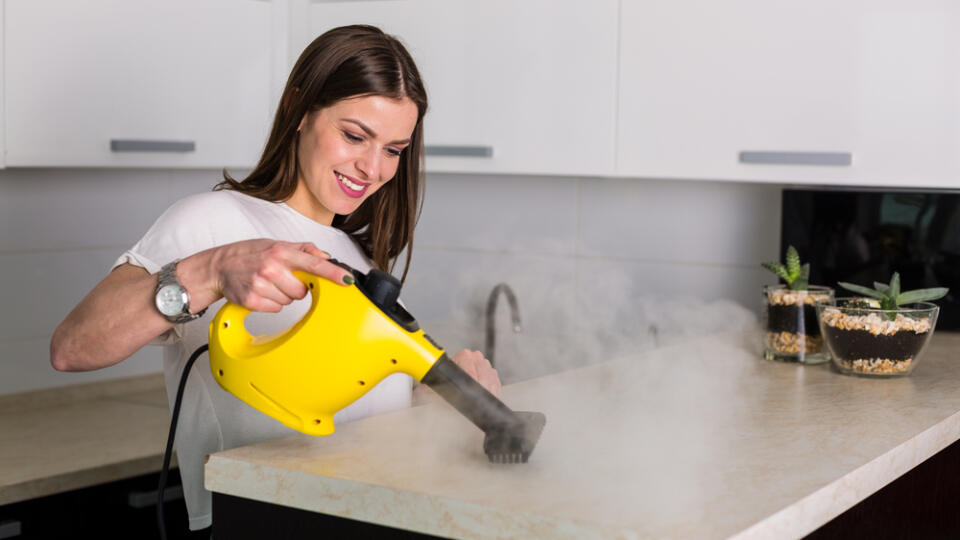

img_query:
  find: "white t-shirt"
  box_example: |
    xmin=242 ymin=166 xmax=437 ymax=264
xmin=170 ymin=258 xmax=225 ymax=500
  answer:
xmin=113 ymin=189 xmax=413 ymax=530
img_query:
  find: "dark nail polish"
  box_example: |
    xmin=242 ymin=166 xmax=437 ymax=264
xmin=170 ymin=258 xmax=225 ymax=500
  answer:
xmin=342 ymin=274 xmax=355 ymax=285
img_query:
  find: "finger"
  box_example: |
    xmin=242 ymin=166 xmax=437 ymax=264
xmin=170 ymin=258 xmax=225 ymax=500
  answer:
xmin=253 ymin=259 xmax=310 ymax=302
xmin=469 ymin=351 xmax=501 ymax=397
xmin=491 ymin=370 xmax=503 ymax=398
xmin=249 ymin=274 xmax=300 ymax=310
xmin=453 ymin=350 xmax=480 ymax=380
xmin=280 ymin=248 xmax=354 ymax=286
xmin=485 ymin=377 xmax=502 ymax=398
xmin=297 ymin=242 xmax=330 ymax=259
xmin=312 ymin=259 xmax=356 ymax=286
xmin=228 ymin=283 xmax=285 ymax=313
xmin=478 ymin=365 xmax=502 ymax=398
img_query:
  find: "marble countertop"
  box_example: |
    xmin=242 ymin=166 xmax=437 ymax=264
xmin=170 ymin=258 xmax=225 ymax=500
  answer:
xmin=0 ymin=374 xmax=172 ymax=505
xmin=205 ymin=330 xmax=960 ymax=539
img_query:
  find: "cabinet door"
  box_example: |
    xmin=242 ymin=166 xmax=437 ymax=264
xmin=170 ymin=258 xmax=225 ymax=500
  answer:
xmin=5 ymin=0 xmax=274 ymax=168
xmin=618 ymin=0 xmax=960 ymax=188
xmin=619 ymin=0 xmax=859 ymax=184
xmin=302 ymin=0 xmax=619 ymax=176
xmin=853 ymin=2 xmax=960 ymax=188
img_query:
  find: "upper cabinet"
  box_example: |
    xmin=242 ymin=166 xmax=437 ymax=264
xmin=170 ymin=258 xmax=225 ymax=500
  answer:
xmin=5 ymin=0 xmax=276 ymax=169
xmin=852 ymin=2 xmax=960 ymax=188
xmin=2 ymin=0 xmax=954 ymax=185
xmin=618 ymin=0 xmax=960 ymax=188
xmin=299 ymin=0 xmax=619 ymax=177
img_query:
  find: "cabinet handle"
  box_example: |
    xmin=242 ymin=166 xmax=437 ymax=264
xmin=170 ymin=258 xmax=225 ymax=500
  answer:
xmin=0 ymin=520 xmax=21 ymax=539
xmin=425 ymin=145 xmax=493 ymax=158
xmin=126 ymin=485 xmax=184 ymax=509
xmin=739 ymin=151 xmax=852 ymax=166
xmin=110 ymin=139 xmax=196 ymax=153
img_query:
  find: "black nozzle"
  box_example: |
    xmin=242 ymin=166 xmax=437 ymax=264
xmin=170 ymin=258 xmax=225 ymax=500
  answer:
xmin=421 ymin=354 xmax=546 ymax=463
xmin=360 ymin=269 xmax=401 ymax=311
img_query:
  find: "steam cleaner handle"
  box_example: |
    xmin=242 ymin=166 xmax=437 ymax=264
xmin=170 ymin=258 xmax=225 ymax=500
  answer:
xmin=421 ymin=353 xmax=519 ymax=432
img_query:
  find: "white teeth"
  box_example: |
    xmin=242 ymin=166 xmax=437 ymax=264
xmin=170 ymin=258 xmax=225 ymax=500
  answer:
xmin=336 ymin=172 xmax=364 ymax=192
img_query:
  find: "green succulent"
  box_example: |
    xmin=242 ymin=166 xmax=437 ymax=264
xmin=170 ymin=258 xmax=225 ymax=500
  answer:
xmin=761 ymin=246 xmax=810 ymax=291
xmin=838 ymin=272 xmax=948 ymax=310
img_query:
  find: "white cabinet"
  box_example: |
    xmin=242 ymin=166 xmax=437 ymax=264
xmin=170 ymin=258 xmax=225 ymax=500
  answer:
xmin=853 ymin=3 xmax=960 ymax=188
xmin=5 ymin=0 xmax=275 ymax=169
xmin=300 ymin=0 xmax=619 ymax=176
xmin=618 ymin=0 xmax=960 ymax=188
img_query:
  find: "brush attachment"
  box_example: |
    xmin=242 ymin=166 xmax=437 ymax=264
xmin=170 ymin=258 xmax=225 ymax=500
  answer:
xmin=421 ymin=354 xmax=546 ymax=463
xmin=483 ymin=411 xmax=546 ymax=463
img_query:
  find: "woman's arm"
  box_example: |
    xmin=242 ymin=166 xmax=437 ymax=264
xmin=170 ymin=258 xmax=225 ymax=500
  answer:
xmin=50 ymin=239 xmax=353 ymax=372
xmin=51 ymin=262 xmax=174 ymax=371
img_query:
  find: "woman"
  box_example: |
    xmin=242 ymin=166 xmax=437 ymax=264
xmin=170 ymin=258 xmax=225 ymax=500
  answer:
xmin=50 ymin=25 xmax=501 ymax=533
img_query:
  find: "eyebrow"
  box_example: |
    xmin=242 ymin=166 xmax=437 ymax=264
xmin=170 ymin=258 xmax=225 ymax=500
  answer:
xmin=343 ymin=119 xmax=411 ymax=146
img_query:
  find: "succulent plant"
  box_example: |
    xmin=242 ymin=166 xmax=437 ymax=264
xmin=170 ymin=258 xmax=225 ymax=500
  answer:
xmin=838 ymin=272 xmax=948 ymax=310
xmin=761 ymin=246 xmax=810 ymax=291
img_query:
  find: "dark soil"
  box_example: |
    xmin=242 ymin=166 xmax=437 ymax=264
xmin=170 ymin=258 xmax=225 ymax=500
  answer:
xmin=767 ymin=303 xmax=821 ymax=336
xmin=822 ymin=327 xmax=929 ymax=361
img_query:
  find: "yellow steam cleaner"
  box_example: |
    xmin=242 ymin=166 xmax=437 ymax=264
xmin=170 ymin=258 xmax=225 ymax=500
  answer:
xmin=157 ymin=260 xmax=546 ymax=538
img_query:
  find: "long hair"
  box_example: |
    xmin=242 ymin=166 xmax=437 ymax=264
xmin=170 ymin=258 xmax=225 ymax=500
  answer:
xmin=215 ymin=25 xmax=428 ymax=282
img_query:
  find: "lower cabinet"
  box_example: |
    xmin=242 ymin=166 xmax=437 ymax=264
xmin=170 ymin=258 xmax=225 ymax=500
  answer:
xmin=807 ymin=437 xmax=960 ymax=538
xmin=0 ymin=470 xmax=205 ymax=540
xmin=212 ymin=492 xmax=441 ymax=540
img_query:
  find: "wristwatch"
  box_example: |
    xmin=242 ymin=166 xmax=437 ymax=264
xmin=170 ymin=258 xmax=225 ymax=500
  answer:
xmin=154 ymin=260 xmax=207 ymax=323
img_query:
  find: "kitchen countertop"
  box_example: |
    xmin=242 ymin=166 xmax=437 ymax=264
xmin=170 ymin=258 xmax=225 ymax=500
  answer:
xmin=205 ymin=330 xmax=960 ymax=539
xmin=0 ymin=374 xmax=172 ymax=505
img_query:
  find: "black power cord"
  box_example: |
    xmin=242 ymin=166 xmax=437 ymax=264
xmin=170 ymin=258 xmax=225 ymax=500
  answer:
xmin=158 ymin=344 xmax=208 ymax=540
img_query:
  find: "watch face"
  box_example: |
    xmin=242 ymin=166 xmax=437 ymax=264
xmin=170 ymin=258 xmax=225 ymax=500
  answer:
xmin=156 ymin=284 xmax=188 ymax=317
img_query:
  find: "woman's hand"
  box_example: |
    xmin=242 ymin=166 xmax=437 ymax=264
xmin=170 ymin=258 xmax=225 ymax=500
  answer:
xmin=180 ymin=238 xmax=355 ymax=314
xmin=451 ymin=349 xmax=503 ymax=398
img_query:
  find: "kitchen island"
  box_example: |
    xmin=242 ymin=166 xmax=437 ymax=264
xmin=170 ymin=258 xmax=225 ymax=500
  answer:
xmin=205 ymin=330 xmax=960 ymax=539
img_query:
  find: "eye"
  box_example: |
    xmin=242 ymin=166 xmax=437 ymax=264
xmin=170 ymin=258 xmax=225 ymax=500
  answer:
xmin=386 ymin=147 xmax=404 ymax=157
xmin=342 ymin=130 xmax=363 ymax=143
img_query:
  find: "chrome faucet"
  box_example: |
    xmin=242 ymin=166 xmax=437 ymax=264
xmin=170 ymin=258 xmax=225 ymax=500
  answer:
xmin=485 ymin=283 xmax=522 ymax=368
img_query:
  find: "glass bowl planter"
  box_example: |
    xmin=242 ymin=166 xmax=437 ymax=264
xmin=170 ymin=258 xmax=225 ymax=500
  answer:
xmin=816 ymin=298 xmax=939 ymax=377
xmin=762 ymin=285 xmax=834 ymax=364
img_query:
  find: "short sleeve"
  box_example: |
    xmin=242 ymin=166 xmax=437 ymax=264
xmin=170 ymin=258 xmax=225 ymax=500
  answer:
xmin=113 ymin=192 xmax=227 ymax=273
xmin=113 ymin=191 xmax=253 ymax=344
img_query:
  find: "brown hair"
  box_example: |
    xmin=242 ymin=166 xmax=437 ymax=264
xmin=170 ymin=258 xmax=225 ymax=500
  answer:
xmin=215 ymin=25 xmax=428 ymax=282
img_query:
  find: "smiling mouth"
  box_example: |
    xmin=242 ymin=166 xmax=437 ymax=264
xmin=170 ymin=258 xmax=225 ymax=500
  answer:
xmin=335 ymin=171 xmax=369 ymax=197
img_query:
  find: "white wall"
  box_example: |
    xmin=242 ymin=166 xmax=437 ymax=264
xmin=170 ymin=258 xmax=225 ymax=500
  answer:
xmin=0 ymin=169 xmax=783 ymax=395
xmin=0 ymin=168 xmax=227 ymax=395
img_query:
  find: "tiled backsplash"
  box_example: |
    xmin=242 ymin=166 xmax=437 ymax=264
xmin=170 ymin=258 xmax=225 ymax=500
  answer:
xmin=405 ymin=174 xmax=780 ymax=381
xmin=0 ymin=169 xmax=782 ymax=394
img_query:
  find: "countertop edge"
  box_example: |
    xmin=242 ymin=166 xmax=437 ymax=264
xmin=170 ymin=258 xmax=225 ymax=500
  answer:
xmin=732 ymin=409 xmax=960 ymax=540
xmin=204 ymin=455 xmax=625 ymax=540
xmin=0 ymin=454 xmax=176 ymax=506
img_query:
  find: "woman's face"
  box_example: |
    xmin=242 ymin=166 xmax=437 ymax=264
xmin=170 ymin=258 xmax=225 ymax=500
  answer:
xmin=288 ymin=94 xmax=419 ymax=225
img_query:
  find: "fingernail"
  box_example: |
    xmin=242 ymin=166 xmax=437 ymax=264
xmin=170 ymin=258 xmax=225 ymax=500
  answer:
xmin=342 ymin=274 xmax=355 ymax=285
xmin=320 ymin=250 xmax=330 ymax=258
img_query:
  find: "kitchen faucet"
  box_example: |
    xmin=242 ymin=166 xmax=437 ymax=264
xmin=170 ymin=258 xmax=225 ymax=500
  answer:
xmin=485 ymin=283 xmax=522 ymax=368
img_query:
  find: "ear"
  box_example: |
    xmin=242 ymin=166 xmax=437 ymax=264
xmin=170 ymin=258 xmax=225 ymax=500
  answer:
xmin=297 ymin=114 xmax=307 ymax=133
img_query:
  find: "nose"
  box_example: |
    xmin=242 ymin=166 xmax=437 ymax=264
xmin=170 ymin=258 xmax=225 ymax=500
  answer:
xmin=355 ymin=145 xmax=382 ymax=182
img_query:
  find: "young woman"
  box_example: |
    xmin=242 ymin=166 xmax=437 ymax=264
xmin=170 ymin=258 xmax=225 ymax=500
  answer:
xmin=50 ymin=25 xmax=501 ymax=533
